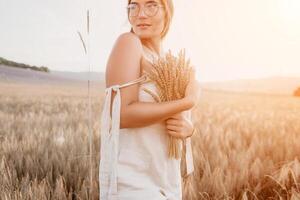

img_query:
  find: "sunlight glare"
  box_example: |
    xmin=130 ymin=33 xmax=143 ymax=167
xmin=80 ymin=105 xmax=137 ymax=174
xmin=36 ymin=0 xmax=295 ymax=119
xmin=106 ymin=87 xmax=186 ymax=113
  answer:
xmin=279 ymin=0 xmax=300 ymax=23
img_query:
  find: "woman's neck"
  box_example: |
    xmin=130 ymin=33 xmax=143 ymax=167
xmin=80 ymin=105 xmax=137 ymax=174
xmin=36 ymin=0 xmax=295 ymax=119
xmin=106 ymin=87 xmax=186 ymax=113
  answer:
xmin=141 ymin=37 xmax=162 ymax=56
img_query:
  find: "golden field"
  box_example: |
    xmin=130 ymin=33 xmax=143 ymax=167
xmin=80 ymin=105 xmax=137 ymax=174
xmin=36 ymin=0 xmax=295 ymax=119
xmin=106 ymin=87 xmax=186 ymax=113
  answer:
xmin=1 ymin=81 xmax=300 ymax=200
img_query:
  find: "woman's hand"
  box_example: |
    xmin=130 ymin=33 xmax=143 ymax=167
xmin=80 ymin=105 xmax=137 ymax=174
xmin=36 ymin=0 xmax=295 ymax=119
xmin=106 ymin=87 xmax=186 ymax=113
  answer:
xmin=184 ymin=68 xmax=200 ymax=108
xmin=164 ymin=112 xmax=194 ymax=139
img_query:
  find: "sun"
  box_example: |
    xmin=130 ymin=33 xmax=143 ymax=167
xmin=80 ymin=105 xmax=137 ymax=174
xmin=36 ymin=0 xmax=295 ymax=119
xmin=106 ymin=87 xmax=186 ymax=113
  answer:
xmin=277 ymin=0 xmax=300 ymax=38
xmin=278 ymin=0 xmax=300 ymax=23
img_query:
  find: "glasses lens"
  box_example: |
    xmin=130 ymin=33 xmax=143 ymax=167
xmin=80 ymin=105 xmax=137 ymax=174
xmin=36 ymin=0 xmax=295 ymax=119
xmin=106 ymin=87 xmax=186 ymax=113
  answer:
xmin=128 ymin=4 xmax=139 ymax=17
xmin=145 ymin=3 xmax=158 ymax=17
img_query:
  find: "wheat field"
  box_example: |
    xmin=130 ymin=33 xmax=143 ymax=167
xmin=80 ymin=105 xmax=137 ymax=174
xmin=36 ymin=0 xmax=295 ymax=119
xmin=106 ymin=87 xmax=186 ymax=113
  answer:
xmin=1 ymin=81 xmax=300 ymax=200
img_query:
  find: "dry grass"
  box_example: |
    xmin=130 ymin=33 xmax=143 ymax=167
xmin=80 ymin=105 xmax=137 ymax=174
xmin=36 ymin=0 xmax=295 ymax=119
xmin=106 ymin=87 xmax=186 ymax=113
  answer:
xmin=0 ymin=82 xmax=103 ymax=199
xmin=184 ymin=90 xmax=300 ymax=200
xmin=1 ymin=81 xmax=300 ymax=199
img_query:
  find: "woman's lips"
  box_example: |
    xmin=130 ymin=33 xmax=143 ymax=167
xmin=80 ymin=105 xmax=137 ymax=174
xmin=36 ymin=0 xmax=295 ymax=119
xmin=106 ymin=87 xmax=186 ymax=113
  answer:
xmin=137 ymin=24 xmax=151 ymax=28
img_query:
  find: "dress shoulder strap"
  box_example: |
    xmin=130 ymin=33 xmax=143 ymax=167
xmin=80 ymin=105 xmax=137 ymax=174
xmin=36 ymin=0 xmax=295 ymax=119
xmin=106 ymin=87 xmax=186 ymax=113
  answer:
xmin=105 ymin=74 xmax=147 ymax=92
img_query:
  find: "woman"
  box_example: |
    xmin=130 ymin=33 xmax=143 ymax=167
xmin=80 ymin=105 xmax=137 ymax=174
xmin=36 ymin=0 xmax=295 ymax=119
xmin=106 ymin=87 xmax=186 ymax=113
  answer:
xmin=99 ymin=0 xmax=200 ymax=199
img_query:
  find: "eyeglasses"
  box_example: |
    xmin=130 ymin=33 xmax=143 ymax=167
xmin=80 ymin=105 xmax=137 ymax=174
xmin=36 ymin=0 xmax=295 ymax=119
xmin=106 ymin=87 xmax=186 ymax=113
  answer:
xmin=127 ymin=2 xmax=164 ymax=17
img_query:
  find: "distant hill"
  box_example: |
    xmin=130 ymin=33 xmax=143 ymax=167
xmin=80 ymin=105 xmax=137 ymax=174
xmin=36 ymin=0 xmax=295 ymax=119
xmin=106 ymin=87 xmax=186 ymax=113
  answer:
xmin=1 ymin=64 xmax=299 ymax=95
xmin=201 ymin=76 xmax=300 ymax=95
xmin=0 ymin=64 xmax=104 ymax=85
xmin=0 ymin=57 xmax=50 ymax=73
xmin=51 ymin=70 xmax=104 ymax=82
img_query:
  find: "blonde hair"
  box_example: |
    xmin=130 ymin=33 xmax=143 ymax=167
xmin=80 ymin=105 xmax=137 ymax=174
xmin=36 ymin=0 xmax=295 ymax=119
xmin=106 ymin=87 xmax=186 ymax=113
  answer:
xmin=127 ymin=0 xmax=174 ymax=40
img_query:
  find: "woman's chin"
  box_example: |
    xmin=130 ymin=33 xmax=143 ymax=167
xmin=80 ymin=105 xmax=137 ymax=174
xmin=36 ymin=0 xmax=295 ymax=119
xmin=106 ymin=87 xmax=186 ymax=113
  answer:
xmin=136 ymin=32 xmax=159 ymax=40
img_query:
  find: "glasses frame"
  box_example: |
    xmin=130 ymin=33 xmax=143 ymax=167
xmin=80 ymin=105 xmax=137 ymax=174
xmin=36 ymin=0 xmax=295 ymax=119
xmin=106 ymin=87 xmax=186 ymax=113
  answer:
xmin=127 ymin=2 xmax=164 ymax=17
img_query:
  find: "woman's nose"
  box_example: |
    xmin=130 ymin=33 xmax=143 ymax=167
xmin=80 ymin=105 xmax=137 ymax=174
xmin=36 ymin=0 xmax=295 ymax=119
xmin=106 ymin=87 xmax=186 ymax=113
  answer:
xmin=137 ymin=7 xmax=147 ymax=18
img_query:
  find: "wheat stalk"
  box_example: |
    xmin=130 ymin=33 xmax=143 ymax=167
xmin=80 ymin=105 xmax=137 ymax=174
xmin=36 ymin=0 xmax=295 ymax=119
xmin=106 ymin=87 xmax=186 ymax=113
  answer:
xmin=142 ymin=88 xmax=161 ymax=103
xmin=77 ymin=9 xmax=93 ymax=197
xmin=143 ymin=49 xmax=193 ymax=159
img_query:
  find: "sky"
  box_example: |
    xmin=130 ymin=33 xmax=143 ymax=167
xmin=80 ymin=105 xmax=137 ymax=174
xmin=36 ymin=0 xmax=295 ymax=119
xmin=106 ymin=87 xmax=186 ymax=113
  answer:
xmin=0 ymin=0 xmax=300 ymax=82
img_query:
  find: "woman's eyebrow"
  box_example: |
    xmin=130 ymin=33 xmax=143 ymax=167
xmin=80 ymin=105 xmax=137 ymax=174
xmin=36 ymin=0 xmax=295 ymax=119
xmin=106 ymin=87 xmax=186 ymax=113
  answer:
xmin=130 ymin=0 xmax=158 ymax=4
xmin=129 ymin=1 xmax=138 ymax=4
xmin=146 ymin=0 xmax=159 ymax=3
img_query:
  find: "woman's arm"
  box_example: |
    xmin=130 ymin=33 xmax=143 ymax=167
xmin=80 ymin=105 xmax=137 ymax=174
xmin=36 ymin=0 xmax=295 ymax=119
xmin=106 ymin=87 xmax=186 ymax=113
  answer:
xmin=121 ymin=98 xmax=193 ymax=128
xmin=105 ymin=32 xmax=194 ymax=129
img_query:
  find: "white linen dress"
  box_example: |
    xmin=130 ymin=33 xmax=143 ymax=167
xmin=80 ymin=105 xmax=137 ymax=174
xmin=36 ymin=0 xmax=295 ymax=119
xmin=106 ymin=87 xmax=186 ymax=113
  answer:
xmin=99 ymin=45 xmax=194 ymax=200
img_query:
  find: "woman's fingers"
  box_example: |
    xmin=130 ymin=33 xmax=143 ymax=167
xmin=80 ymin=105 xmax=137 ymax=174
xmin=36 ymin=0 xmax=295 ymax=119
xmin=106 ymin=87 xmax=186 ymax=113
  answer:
xmin=165 ymin=113 xmax=194 ymax=139
xmin=164 ymin=112 xmax=193 ymax=139
xmin=165 ymin=118 xmax=185 ymax=139
xmin=166 ymin=130 xmax=183 ymax=139
xmin=166 ymin=118 xmax=183 ymax=126
xmin=166 ymin=124 xmax=182 ymax=132
xmin=165 ymin=113 xmax=184 ymax=126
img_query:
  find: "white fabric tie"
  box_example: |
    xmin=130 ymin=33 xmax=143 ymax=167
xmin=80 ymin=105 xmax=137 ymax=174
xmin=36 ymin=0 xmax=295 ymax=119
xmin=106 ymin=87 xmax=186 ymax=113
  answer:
xmin=186 ymin=137 xmax=194 ymax=175
xmin=99 ymin=85 xmax=121 ymax=200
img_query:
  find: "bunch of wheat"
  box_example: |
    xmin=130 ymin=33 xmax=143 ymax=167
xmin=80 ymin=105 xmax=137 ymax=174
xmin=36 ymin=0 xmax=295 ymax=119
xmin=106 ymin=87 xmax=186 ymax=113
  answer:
xmin=143 ymin=49 xmax=193 ymax=159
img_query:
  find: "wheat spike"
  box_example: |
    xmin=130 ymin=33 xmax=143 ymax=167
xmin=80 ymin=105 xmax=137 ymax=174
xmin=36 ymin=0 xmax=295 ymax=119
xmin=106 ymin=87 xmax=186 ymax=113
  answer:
xmin=143 ymin=48 xmax=194 ymax=159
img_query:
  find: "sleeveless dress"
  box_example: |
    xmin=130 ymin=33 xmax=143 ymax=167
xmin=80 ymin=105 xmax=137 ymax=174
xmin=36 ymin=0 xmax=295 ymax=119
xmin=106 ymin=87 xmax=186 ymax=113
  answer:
xmin=99 ymin=45 xmax=194 ymax=200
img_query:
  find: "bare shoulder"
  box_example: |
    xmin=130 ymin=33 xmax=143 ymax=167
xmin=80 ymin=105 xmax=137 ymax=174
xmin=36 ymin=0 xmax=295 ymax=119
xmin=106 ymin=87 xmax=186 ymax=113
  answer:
xmin=116 ymin=32 xmax=142 ymax=49
xmin=105 ymin=32 xmax=143 ymax=88
xmin=111 ymin=32 xmax=143 ymax=58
